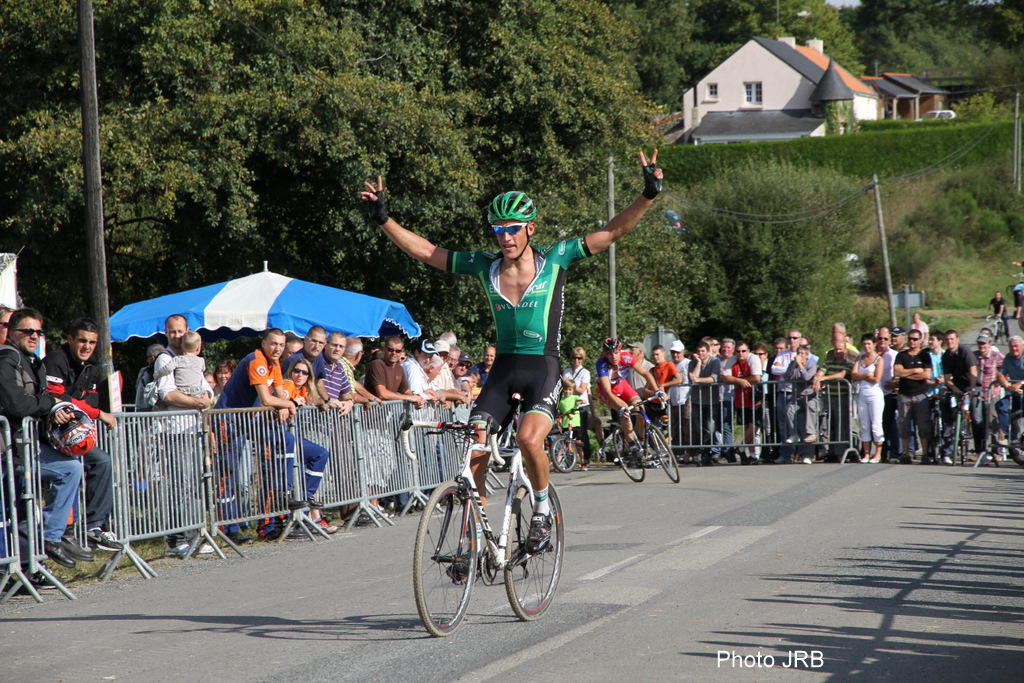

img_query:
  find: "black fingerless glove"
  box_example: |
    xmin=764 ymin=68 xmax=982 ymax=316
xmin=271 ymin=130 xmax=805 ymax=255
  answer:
xmin=368 ymin=189 xmax=389 ymax=225
xmin=642 ymin=163 xmax=662 ymax=200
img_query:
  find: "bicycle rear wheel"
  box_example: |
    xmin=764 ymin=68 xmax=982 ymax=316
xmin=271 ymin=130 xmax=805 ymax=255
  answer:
xmin=648 ymin=428 xmax=679 ymax=483
xmin=612 ymin=428 xmax=645 ymax=482
xmin=413 ymin=481 xmax=477 ymax=637
xmin=550 ymin=436 xmax=577 ymax=473
xmin=504 ymin=484 xmax=564 ymax=621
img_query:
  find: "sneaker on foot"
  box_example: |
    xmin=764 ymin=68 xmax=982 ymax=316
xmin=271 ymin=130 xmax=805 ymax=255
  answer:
xmin=525 ymin=514 xmax=552 ymax=554
xmin=941 ymin=455 xmax=953 ymax=465
xmin=44 ymin=540 xmax=77 ymax=568
xmin=61 ymin=535 xmax=95 ymax=563
xmin=224 ymin=530 xmax=253 ymax=545
xmin=197 ymin=543 xmax=215 ymax=555
xmin=315 ymin=518 xmax=339 ymax=534
xmin=166 ymin=543 xmax=190 ymax=558
xmin=800 ymin=457 xmax=813 ymax=465
xmin=86 ymin=529 xmax=123 ymax=552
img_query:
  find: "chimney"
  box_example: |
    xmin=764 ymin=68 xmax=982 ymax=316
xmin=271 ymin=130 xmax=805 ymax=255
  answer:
xmin=807 ymin=39 xmax=824 ymax=54
xmin=779 ymin=36 xmax=796 ymax=48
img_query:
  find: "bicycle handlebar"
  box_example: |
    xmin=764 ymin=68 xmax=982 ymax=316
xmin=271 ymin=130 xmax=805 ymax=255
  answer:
xmin=399 ymin=414 xmax=505 ymax=466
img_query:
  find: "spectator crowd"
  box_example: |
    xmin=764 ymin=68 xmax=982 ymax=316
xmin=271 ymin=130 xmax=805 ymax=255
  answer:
xmin=3 ymin=303 xmax=1022 ymax=590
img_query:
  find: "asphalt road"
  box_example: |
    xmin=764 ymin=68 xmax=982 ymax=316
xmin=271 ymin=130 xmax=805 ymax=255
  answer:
xmin=2 ymin=461 xmax=1022 ymax=683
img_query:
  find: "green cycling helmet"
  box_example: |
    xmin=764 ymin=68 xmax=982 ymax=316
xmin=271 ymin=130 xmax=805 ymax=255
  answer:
xmin=487 ymin=191 xmax=537 ymax=223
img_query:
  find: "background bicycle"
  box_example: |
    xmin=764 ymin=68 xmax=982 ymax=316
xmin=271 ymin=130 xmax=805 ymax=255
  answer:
xmin=606 ymin=396 xmax=679 ymax=483
xmin=546 ymin=405 xmax=583 ymax=473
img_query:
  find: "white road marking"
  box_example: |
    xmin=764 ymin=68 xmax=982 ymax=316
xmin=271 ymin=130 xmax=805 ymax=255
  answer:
xmin=667 ymin=525 xmax=722 ymax=545
xmin=577 ymin=554 xmax=647 ymax=581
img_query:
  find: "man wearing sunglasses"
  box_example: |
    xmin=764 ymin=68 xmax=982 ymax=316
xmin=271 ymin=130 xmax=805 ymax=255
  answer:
xmin=362 ymin=150 xmax=664 ymax=552
xmin=0 ymin=308 xmax=84 ymax=569
xmin=0 ymin=305 xmax=12 ymax=346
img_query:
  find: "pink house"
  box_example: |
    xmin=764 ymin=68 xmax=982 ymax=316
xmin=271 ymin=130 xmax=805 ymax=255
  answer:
xmin=678 ymin=37 xmax=878 ymax=145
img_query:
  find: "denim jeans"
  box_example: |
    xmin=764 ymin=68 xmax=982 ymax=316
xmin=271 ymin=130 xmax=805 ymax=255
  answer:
xmin=34 ymin=444 xmax=84 ymax=542
xmin=995 ymin=391 xmax=1022 ymax=441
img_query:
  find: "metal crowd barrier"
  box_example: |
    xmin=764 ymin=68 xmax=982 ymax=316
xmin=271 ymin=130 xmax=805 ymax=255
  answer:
xmin=0 ymin=397 xmax=547 ymax=600
xmin=0 ymin=416 xmax=24 ymax=599
xmin=98 ymin=409 xmax=220 ymax=577
xmin=665 ymin=379 xmax=860 ymax=464
xmin=1 ymin=418 xmax=76 ymax=601
xmin=206 ymin=407 xmax=311 ymax=545
xmin=293 ymin=404 xmax=368 ymax=529
xmin=402 ymin=402 xmax=469 ymax=509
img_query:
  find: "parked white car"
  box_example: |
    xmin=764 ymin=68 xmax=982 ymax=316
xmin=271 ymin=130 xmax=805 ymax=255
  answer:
xmin=918 ymin=110 xmax=957 ymax=121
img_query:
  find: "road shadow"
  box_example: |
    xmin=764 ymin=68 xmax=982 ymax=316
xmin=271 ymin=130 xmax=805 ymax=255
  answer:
xmin=689 ymin=471 xmax=1024 ymax=680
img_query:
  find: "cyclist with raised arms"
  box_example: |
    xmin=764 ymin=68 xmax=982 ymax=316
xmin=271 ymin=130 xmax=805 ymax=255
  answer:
xmin=595 ymin=337 xmax=660 ymax=463
xmin=361 ymin=151 xmax=664 ymax=553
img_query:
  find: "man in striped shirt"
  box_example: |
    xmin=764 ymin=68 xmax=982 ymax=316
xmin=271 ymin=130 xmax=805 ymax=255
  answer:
xmin=321 ymin=331 xmax=355 ymax=414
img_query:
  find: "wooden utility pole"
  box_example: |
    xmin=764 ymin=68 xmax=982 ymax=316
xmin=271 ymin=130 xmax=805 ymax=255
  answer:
xmin=1014 ymin=92 xmax=1021 ymax=194
xmin=78 ymin=0 xmax=112 ymax=375
xmin=872 ymin=173 xmax=897 ymax=327
xmin=607 ymin=153 xmax=617 ymax=338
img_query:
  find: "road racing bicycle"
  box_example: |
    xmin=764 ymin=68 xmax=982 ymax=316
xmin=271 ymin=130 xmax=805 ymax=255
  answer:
xmin=606 ymin=395 xmax=680 ymax=483
xmin=401 ymin=408 xmax=564 ymax=636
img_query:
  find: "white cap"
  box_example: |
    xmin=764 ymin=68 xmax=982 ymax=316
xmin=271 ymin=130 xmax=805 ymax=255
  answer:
xmin=433 ymin=339 xmax=451 ymax=354
xmin=669 ymin=340 xmax=685 ymax=352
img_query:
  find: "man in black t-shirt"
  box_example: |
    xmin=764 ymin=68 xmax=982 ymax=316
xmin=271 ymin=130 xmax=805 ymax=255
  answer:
xmin=894 ymin=329 xmax=935 ymax=463
xmin=989 ymin=291 xmax=1008 ymax=340
xmin=939 ymin=329 xmax=978 ymax=463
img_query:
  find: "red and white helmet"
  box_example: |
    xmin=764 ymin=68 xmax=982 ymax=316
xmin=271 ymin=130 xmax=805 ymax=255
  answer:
xmin=47 ymin=401 xmax=97 ymax=457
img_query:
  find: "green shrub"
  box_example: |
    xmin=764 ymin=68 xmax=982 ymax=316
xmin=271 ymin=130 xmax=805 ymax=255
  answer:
xmin=658 ymin=121 xmax=1014 ymax=188
xmin=859 ymin=119 xmax=961 ymax=132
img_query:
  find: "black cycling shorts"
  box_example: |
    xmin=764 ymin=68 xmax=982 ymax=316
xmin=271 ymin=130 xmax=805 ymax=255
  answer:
xmin=470 ymin=354 xmax=561 ymax=429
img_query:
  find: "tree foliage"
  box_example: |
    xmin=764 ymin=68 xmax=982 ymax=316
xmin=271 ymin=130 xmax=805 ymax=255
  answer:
xmin=851 ymin=0 xmax=1018 ymax=80
xmin=0 ymin=0 xmax=661 ymax=366
xmin=604 ymin=0 xmax=693 ymax=107
xmin=681 ymin=0 xmax=864 ymax=84
xmin=677 ymin=162 xmax=867 ymax=345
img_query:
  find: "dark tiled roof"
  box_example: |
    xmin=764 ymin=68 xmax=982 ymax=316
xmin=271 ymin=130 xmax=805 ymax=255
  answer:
xmin=752 ymin=37 xmax=823 ymax=83
xmin=863 ymin=78 xmax=916 ymax=98
xmin=691 ymin=110 xmax=823 ymax=141
xmin=812 ymin=60 xmax=853 ymax=101
xmin=883 ymin=73 xmax=949 ymax=95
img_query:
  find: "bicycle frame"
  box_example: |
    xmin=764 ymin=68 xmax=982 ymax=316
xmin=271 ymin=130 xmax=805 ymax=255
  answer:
xmin=402 ymin=419 xmax=533 ymax=570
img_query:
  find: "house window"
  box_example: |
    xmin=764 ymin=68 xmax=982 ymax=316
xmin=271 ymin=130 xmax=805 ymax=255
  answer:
xmin=744 ymin=82 xmax=762 ymax=105
xmin=707 ymin=83 xmax=718 ymax=100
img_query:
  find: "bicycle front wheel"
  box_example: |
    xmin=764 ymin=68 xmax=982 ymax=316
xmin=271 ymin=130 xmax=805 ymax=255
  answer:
xmin=648 ymin=428 xmax=680 ymax=483
xmin=413 ymin=481 xmax=477 ymax=637
xmin=612 ymin=428 xmax=645 ymax=482
xmin=550 ymin=436 xmax=577 ymax=473
xmin=504 ymin=484 xmax=564 ymax=621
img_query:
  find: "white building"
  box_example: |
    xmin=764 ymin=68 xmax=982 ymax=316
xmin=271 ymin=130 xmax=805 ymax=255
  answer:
xmin=679 ymin=37 xmax=878 ymax=144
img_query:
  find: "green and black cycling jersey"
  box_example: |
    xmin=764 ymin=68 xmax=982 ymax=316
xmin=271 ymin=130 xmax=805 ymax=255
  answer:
xmin=447 ymin=238 xmax=591 ymax=357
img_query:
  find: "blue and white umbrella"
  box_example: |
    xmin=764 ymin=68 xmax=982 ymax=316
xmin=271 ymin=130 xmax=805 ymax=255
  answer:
xmin=109 ymin=270 xmax=421 ymax=341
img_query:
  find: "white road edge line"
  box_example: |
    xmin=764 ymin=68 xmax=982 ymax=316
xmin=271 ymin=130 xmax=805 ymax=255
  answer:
xmin=667 ymin=525 xmax=723 ymax=546
xmin=578 ymin=554 xmax=647 ymax=581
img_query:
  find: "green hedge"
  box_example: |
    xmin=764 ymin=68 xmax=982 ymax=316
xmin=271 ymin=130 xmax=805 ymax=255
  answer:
xmin=859 ymin=119 xmax=960 ymax=132
xmin=657 ymin=120 xmax=1014 ymax=188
